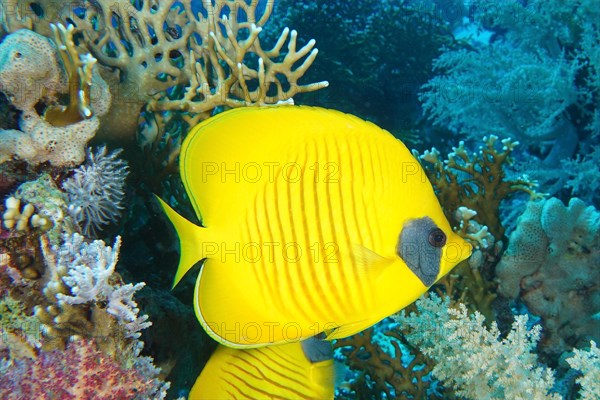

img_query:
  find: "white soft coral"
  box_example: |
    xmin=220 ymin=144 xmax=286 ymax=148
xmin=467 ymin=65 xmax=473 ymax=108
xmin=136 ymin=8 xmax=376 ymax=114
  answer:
xmin=62 ymin=146 xmax=128 ymax=237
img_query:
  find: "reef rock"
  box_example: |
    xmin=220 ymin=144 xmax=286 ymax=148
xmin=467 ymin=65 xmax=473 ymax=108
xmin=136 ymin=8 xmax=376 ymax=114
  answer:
xmin=496 ymin=197 xmax=600 ymax=357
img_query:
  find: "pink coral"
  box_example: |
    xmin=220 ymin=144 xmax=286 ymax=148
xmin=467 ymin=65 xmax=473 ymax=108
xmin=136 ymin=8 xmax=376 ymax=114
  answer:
xmin=0 ymin=338 xmax=152 ymax=400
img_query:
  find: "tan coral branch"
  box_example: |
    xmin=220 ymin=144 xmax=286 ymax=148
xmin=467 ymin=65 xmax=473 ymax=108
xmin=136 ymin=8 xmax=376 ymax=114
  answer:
xmin=44 ymin=23 xmax=96 ymax=126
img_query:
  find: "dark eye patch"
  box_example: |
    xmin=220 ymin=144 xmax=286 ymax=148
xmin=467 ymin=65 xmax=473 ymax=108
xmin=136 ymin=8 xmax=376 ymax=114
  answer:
xmin=396 ymin=217 xmax=444 ymax=286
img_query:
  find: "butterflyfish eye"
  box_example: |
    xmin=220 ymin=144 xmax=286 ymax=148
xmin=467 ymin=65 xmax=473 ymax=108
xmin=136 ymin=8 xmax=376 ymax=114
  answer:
xmin=428 ymin=228 xmax=446 ymax=247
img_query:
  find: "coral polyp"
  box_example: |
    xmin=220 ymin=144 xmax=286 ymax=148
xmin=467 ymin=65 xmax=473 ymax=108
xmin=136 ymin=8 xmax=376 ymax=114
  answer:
xmin=62 ymin=146 xmax=129 ymax=237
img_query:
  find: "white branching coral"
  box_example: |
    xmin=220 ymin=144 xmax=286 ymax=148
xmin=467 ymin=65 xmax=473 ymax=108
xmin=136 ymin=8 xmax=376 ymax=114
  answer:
xmin=55 ymin=233 xmax=121 ymax=304
xmin=62 ymin=146 xmax=128 ymax=237
xmin=106 ymin=284 xmax=151 ymax=340
xmin=53 ymin=233 xmax=150 ymax=339
xmin=566 ymin=341 xmax=600 ymax=400
xmin=395 ymin=295 xmax=560 ymax=400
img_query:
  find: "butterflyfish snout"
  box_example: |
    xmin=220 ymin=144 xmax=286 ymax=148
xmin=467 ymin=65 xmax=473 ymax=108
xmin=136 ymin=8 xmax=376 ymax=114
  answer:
xmin=396 ymin=216 xmax=472 ymax=287
xmin=157 ymin=106 xmax=472 ymax=348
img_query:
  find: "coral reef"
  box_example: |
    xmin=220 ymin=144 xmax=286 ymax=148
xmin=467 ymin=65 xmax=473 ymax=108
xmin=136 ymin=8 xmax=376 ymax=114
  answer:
xmin=62 ymin=146 xmax=129 ymax=237
xmin=0 ymin=338 xmax=167 ymax=399
xmin=561 ymin=145 xmax=600 ymax=206
xmin=0 ymin=0 xmax=328 ymax=140
xmin=415 ymin=135 xmax=536 ymax=319
xmin=2 ymin=197 xmax=51 ymax=232
xmin=566 ymin=341 xmax=600 ymax=400
xmin=54 ymin=234 xmax=150 ymax=338
xmin=36 ymin=233 xmax=151 ymax=349
xmin=0 ymin=25 xmax=111 ymax=166
xmin=334 ymin=323 xmax=445 ymax=399
xmin=419 ymin=0 xmax=600 ymax=197
xmin=396 ymin=294 xmax=560 ymax=400
xmin=496 ymin=197 xmax=600 ymax=359
xmin=0 ymin=29 xmax=59 ymax=111
xmin=1 ymin=1 xmax=597 ymax=398
xmin=416 ymin=135 xmax=536 ymax=240
xmin=10 ymin=174 xmax=77 ymax=245
xmin=0 ymin=294 xmax=40 ymax=352
xmin=0 ymin=2 xmax=329 ymax=396
xmin=0 ymin=231 xmax=170 ymax=398
xmin=420 ymin=43 xmax=578 ymax=143
xmin=0 ymin=112 xmax=99 ymax=167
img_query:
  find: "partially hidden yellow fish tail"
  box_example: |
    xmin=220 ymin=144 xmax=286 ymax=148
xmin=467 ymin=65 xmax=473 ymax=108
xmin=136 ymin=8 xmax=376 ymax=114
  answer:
xmin=154 ymin=195 xmax=207 ymax=288
xmin=190 ymin=339 xmax=334 ymax=399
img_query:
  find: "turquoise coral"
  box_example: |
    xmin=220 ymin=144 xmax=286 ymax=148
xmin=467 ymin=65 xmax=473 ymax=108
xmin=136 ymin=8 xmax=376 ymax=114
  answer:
xmin=420 ymin=43 xmax=578 ymax=142
xmin=419 ymin=0 xmax=600 ymax=198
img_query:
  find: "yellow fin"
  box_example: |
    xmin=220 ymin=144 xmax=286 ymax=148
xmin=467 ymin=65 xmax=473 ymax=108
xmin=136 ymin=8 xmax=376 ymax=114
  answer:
xmin=190 ymin=341 xmax=334 ymax=399
xmin=155 ymin=195 xmax=207 ymax=288
xmin=324 ymin=318 xmax=379 ymax=340
xmin=352 ymin=244 xmax=393 ymax=277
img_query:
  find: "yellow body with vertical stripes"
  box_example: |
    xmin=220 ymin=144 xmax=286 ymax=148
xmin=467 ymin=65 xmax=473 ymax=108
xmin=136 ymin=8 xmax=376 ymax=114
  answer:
xmin=158 ymin=106 xmax=471 ymax=348
xmin=190 ymin=340 xmax=334 ymax=399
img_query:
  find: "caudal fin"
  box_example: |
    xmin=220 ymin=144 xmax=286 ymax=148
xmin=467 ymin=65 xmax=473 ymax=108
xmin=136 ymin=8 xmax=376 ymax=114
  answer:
xmin=155 ymin=195 xmax=207 ymax=288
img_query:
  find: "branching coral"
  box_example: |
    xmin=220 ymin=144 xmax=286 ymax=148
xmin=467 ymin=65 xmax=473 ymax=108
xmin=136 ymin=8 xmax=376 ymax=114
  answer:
xmin=44 ymin=24 xmax=111 ymax=126
xmin=566 ymin=341 xmax=600 ymax=400
xmin=148 ymin=23 xmax=325 ymax=126
xmin=415 ymin=136 xmax=536 ymax=318
xmin=37 ymin=233 xmax=151 ymax=344
xmin=0 ymin=220 xmax=168 ymax=398
xmin=561 ymin=145 xmax=600 ymax=207
xmin=415 ymin=135 xmax=536 ymax=240
xmin=62 ymin=146 xmax=129 ymax=237
xmin=334 ymin=325 xmax=441 ymax=399
xmin=396 ymin=294 xmax=560 ymax=400
xmin=496 ymin=197 xmax=600 ymax=359
xmin=0 ymin=0 xmax=328 ymax=140
xmin=75 ymin=0 xmax=327 ymax=117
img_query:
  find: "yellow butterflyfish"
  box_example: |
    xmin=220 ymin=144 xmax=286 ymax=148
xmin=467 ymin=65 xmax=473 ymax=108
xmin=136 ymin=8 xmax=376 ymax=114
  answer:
xmin=190 ymin=337 xmax=334 ymax=399
xmin=157 ymin=106 xmax=471 ymax=348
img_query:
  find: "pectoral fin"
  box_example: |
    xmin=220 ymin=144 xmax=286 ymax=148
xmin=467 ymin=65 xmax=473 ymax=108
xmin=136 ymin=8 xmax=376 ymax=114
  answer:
xmin=351 ymin=244 xmax=394 ymax=278
xmin=324 ymin=317 xmax=381 ymax=341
